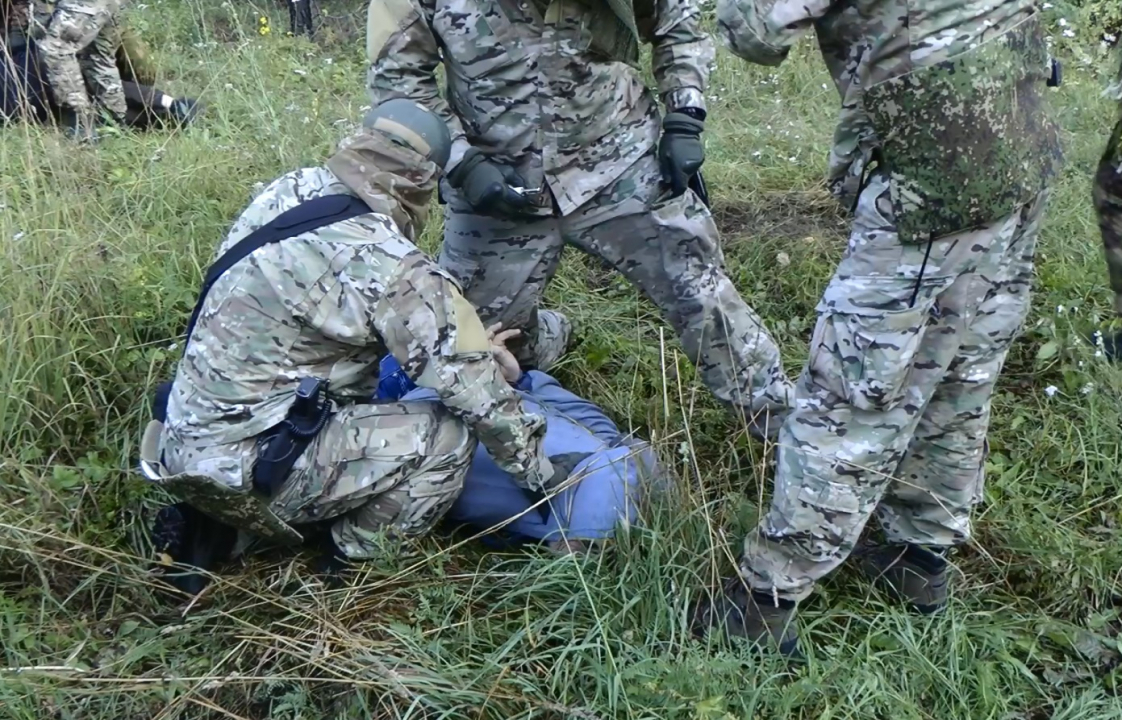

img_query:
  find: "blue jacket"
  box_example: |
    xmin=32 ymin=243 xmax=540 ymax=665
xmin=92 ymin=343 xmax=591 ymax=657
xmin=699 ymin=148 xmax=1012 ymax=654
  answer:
xmin=377 ymin=356 xmax=660 ymax=544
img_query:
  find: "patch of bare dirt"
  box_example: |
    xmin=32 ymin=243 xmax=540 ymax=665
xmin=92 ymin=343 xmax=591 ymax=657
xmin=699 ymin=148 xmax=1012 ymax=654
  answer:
xmin=714 ymin=188 xmax=849 ymax=244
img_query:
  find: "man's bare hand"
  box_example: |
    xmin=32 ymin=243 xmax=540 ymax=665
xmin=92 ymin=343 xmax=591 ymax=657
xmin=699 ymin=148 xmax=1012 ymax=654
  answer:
xmin=487 ymin=322 xmax=523 ymax=383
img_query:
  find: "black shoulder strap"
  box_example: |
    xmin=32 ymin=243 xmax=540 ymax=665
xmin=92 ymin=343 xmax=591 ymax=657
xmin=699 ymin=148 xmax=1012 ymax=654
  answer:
xmin=151 ymin=193 xmax=370 ymax=424
xmin=182 ymin=193 xmax=371 ymax=347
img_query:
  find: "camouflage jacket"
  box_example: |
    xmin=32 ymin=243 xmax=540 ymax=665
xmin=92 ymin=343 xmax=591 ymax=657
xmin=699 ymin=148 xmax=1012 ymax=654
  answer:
xmin=366 ymin=0 xmax=714 ymax=216
xmin=716 ymin=0 xmax=1061 ymax=243
xmin=1096 ymin=54 xmax=1122 ymax=315
xmin=164 ymin=166 xmax=553 ymax=489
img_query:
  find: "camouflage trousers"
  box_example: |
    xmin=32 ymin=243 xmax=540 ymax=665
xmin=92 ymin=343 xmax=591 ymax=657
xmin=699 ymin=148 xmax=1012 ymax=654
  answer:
xmin=439 ymin=151 xmax=794 ymax=427
xmin=35 ymin=0 xmax=126 ymax=122
xmin=161 ymin=401 xmax=475 ymax=560
xmin=739 ymin=173 xmax=1049 ymax=602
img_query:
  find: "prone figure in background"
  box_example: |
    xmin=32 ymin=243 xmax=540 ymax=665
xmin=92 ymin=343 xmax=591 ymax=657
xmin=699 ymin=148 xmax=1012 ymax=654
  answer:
xmin=2 ymin=0 xmax=202 ymax=135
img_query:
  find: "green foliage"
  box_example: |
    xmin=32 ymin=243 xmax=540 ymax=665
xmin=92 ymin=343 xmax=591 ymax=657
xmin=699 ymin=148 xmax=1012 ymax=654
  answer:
xmin=1 ymin=0 xmax=1122 ymax=718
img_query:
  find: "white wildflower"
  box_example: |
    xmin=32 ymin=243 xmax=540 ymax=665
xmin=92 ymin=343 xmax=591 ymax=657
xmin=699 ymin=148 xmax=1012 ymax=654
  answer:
xmin=1082 ymin=382 xmax=1094 ymax=396
xmin=13 ymin=231 xmax=25 ymax=241
xmin=1044 ymin=385 xmax=1058 ymax=397
xmin=1056 ymin=305 xmax=1065 ymax=314
xmin=1062 ymin=29 xmax=1075 ymax=38
xmin=293 ymin=68 xmax=307 ymax=76
xmin=1057 ymin=18 xmax=1067 ymax=26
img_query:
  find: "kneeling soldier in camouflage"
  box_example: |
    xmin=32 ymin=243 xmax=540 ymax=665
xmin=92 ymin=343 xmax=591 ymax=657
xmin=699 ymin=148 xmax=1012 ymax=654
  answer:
xmin=140 ymin=100 xmax=560 ymax=593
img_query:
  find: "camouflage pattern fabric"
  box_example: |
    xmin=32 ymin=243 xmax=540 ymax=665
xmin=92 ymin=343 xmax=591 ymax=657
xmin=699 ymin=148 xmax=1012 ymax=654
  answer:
xmin=1095 ymin=56 xmax=1122 ymax=316
xmin=716 ymin=0 xmax=1061 ymax=241
xmin=440 ymin=152 xmax=795 ymax=425
xmin=139 ymin=419 xmax=303 ymax=546
xmin=34 ymin=0 xmax=126 ymax=122
xmin=739 ymin=174 xmax=1048 ymax=602
xmin=157 ymin=473 xmax=305 ymax=547
xmin=366 ymin=0 xmax=714 ymax=216
xmin=161 ymin=130 xmax=554 ymax=496
xmin=161 ymin=402 xmax=476 ymax=559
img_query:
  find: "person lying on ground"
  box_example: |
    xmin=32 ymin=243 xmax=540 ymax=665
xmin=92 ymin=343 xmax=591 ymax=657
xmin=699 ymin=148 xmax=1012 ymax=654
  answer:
xmin=375 ymin=346 xmax=661 ymax=557
xmin=139 ymin=99 xmax=563 ymax=596
xmin=2 ymin=10 xmax=202 ymax=133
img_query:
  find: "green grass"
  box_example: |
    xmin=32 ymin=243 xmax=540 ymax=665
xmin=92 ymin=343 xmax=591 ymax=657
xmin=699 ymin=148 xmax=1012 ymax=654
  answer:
xmin=2 ymin=1 xmax=1122 ymax=717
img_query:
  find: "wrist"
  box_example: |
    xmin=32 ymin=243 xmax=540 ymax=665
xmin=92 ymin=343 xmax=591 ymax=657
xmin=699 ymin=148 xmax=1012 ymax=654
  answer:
xmin=448 ymin=147 xmax=485 ymax=186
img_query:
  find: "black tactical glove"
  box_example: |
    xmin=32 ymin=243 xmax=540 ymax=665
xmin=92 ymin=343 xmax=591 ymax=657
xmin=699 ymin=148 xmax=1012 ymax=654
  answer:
xmin=658 ymin=109 xmax=706 ymax=197
xmin=447 ymin=148 xmax=533 ymax=217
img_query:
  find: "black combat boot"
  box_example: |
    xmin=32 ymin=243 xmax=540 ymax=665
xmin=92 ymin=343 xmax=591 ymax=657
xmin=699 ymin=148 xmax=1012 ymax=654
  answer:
xmin=856 ymin=543 xmax=949 ymax=614
xmin=690 ymin=576 xmax=801 ymax=658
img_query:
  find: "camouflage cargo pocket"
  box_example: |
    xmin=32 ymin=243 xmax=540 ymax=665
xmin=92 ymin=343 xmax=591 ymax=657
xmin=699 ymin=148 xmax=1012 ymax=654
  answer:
xmin=808 ymin=302 xmax=933 ymax=413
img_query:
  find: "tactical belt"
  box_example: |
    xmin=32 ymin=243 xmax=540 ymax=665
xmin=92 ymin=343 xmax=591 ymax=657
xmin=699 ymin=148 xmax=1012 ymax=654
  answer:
xmin=144 ymin=193 xmax=372 ymax=535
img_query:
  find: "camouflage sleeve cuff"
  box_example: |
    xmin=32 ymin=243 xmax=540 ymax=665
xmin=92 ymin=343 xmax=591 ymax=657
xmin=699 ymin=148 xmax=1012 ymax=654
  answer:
xmin=665 ymin=88 xmax=707 ymax=115
xmin=444 ymin=136 xmax=474 ymax=174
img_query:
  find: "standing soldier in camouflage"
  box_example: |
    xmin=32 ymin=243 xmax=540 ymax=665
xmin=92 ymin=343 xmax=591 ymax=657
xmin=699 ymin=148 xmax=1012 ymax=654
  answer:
xmin=692 ymin=0 xmax=1063 ymax=656
xmin=365 ymin=0 xmax=795 ymax=437
xmin=1095 ymin=54 xmax=1122 ymax=355
xmin=140 ymin=100 xmax=563 ymax=589
xmin=29 ymin=0 xmax=127 ymax=140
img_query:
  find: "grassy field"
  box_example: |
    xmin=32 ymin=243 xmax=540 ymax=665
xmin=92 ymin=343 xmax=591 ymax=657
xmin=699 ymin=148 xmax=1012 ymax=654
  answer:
xmin=2 ymin=1 xmax=1122 ymax=718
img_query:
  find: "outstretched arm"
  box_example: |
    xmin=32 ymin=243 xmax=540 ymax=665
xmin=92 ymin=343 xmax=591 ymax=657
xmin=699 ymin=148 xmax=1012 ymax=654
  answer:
xmin=647 ymin=0 xmax=714 ymax=113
